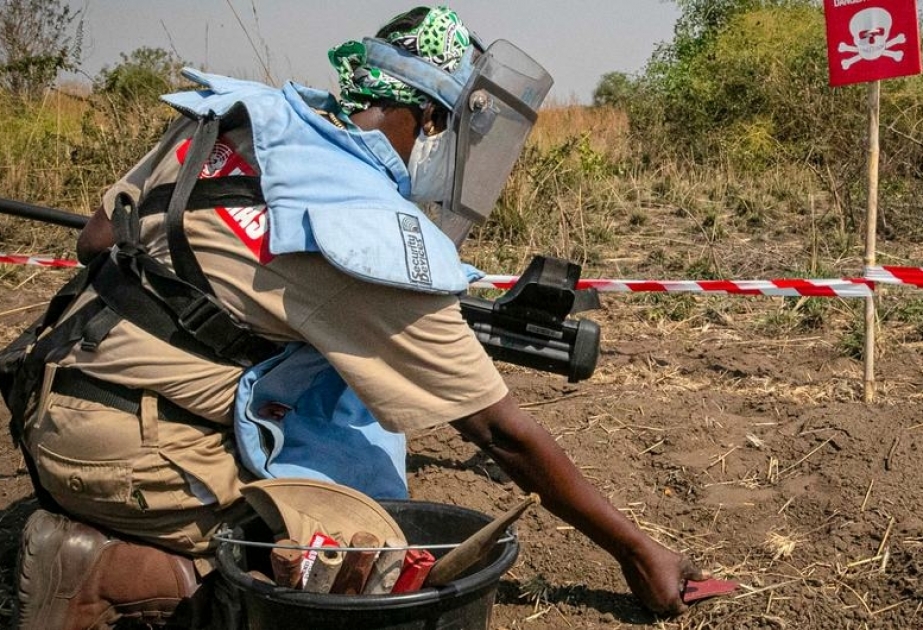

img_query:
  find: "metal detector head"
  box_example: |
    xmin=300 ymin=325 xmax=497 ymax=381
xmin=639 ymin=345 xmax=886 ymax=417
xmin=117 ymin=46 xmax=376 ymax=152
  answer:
xmin=460 ymin=256 xmax=601 ymax=382
xmin=495 ymin=256 xmax=600 ymax=327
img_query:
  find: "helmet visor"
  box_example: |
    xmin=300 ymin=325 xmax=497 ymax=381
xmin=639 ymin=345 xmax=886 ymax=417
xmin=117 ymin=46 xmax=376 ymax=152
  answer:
xmin=448 ymin=40 xmax=553 ymax=224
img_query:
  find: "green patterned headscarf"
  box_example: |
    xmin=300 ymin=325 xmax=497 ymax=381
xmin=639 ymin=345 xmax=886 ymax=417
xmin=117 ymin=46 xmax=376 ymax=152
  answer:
xmin=329 ymin=6 xmax=472 ymax=114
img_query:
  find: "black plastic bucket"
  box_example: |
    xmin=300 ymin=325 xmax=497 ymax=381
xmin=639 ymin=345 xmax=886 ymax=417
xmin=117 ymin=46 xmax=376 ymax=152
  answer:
xmin=215 ymin=500 xmax=520 ymax=630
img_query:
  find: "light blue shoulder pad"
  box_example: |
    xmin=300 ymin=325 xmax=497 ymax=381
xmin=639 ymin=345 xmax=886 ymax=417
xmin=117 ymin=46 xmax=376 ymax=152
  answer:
xmin=308 ymin=202 xmax=469 ymax=294
xmin=160 ymin=67 xmax=279 ymax=117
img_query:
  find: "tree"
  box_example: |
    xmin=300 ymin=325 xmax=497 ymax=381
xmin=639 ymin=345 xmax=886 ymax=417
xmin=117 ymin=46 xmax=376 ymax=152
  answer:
xmin=0 ymin=0 xmax=82 ymax=97
xmin=631 ymin=0 xmax=850 ymax=164
xmin=592 ymin=72 xmax=638 ymax=109
xmin=94 ymin=47 xmax=188 ymax=105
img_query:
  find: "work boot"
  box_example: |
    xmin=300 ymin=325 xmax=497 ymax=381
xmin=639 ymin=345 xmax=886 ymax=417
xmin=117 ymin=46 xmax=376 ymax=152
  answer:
xmin=16 ymin=509 xmax=199 ymax=630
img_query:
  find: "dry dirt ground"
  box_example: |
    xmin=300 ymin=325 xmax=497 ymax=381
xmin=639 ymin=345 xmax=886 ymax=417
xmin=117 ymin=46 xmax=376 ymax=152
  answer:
xmin=0 ymin=212 xmax=922 ymax=629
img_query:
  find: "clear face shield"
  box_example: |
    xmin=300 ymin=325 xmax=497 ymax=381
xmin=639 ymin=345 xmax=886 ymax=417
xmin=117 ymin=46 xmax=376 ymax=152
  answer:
xmin=364 ymin=37 xmax=553 ymax=246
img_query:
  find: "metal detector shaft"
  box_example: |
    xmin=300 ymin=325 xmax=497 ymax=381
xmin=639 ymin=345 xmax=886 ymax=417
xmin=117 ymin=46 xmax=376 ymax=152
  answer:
xmin=0 ymin=198 xmax=601 ymax=381
xmin=0 ymin=197 xmax=88 ymax=230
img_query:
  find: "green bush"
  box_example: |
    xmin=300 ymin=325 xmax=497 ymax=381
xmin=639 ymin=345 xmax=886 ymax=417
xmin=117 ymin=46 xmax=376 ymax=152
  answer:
xmin=94 ymin=47 xmax=188 ymax=105
xmin=638 ymin=3 xmax=857 ymax=164
xmin=593 ymin=72 xmax=639 ymax=109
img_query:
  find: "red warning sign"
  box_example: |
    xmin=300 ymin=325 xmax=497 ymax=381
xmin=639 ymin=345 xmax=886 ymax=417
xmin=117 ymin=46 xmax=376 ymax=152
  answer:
xmin=824 ymin=0 xmax=921 ymax=87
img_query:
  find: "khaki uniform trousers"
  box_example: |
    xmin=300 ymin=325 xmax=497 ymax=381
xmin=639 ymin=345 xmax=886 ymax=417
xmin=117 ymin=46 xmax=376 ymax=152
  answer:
xmin=24 ymin=364 xmax=253 ymax=569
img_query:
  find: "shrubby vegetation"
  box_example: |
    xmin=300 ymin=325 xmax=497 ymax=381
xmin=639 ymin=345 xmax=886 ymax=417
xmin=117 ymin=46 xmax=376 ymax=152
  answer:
xmin=588 ymin=0 xmax=923 ymax=249
xmin=599 ymin=0 xmax=923 ymax=175
xmin=0 ymin=0 xmax=187 ymax=223
xmin=94 ymin=47 xmax=188 ymax=105
xmin=0 ymin=0 xmax=82 ymax=97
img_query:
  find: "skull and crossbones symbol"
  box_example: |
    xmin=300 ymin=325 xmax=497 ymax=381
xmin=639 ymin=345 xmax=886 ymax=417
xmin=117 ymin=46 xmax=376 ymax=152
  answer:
xmin=838 ymin=7 xmax=906 ymax=70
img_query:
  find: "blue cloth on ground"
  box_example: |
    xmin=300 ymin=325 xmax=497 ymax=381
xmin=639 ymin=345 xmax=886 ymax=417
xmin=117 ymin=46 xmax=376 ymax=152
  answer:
xmin=235 ymin=343 xmax=408 ymax=499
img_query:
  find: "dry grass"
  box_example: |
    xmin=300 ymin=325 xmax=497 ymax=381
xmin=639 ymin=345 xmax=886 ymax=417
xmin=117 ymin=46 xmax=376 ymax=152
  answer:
xmin=0 ymin=89 xmax=89 ymax=206
xmin=533 ymin=103 xmax=631 ymax=160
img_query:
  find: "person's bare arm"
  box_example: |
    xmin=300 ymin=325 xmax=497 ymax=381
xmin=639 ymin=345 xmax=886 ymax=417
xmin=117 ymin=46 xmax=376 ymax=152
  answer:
xmin=76 ymin=206 xmax=115 ymax=264
xmin=451 ymin=393 xmax=706 ymax=615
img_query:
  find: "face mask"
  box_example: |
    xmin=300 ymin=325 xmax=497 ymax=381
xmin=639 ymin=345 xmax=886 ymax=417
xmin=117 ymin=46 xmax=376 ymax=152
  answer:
xmin=407 ymin=129 xmax=453 ymax=204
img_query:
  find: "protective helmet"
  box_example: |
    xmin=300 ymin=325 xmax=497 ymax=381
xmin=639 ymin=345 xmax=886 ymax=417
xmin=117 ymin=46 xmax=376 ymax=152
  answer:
xmin=332 ymin=6 xmax=553 ymax=244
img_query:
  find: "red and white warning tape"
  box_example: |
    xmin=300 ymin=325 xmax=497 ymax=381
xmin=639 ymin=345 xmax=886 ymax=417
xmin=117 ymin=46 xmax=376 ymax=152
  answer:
xmin=473 ymin=276 xmax=874 ymax=298
xmin=0 ymin=253 xmax=81 ymax=268
xmin=5 ymin=253 xmax=923 ymax=299
xmin=864 ymin=265 xmax=923 ymax=287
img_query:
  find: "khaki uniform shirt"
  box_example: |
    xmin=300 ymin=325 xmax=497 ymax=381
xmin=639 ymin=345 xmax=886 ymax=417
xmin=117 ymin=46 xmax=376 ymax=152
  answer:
xmin=83 ymin=115 xmax=507 ymax=430
xmin=25 ymin=115 xmax=506 ymax=558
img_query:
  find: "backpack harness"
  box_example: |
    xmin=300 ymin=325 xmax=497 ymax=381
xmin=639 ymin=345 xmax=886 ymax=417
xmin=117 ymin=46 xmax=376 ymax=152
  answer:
xmin=1 ymin=114 xmax=280 ymax=452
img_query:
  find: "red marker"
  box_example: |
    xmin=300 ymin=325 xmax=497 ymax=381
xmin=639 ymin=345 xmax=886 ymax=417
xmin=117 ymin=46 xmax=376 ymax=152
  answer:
xmin=390 ymin=549 xmax=436 ymax=594
xmin=682 ymin=578 xmax=739 ymax=604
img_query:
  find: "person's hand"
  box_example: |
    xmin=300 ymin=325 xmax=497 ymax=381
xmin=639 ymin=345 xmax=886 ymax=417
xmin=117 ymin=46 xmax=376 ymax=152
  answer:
xmin=619 ymin=538 xmax=709 ymax=616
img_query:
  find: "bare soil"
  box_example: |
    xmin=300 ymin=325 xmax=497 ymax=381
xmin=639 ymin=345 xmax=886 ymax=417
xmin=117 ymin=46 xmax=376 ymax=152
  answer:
xmin=1 ymin=207 xmax=923 ymax=629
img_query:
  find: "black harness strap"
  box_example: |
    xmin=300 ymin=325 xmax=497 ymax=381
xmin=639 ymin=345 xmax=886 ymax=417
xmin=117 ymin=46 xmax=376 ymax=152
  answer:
xmin=167 ymin=115 xmax=220 ymax=293
xmin=85 ymin=115 xmax=278 ymax=367
xmin=110 ymin=192 xmax=141 ymax=246
xmin=91 ymin=247 xmax=278 ymax=367
xmin=79 ymin=306 xmax=123 ymax=352
xmin=138 ymin=176 xmax=264 ymax=218
xmin=51 ymin=367 xmax=207 ymax=426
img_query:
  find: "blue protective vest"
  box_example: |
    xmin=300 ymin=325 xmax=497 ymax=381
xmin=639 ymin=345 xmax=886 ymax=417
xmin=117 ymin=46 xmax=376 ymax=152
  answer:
xmin=160 ymin=69 xmax=477 ymax=498
xmin=162 ymin=68 xmax=470 ymax=294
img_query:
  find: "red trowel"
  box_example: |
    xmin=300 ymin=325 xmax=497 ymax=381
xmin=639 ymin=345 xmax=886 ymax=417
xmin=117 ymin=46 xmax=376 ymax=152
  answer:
xmin=681 ymin=577 xmax=739 ymax=604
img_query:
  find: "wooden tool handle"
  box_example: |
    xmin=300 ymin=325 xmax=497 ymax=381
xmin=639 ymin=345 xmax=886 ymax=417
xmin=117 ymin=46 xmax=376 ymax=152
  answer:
xmin=269 ymin=539 xmax=305 ymax=589
xmin=303 ymin=547 xmax=344 ymax=594
xmin=362 ymin=537 xmax=406 ymax=595
xmin=329 ymin=531 xmax=380 ymax=595
xmin=424 ymin=493 xmax=539 ymax=587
